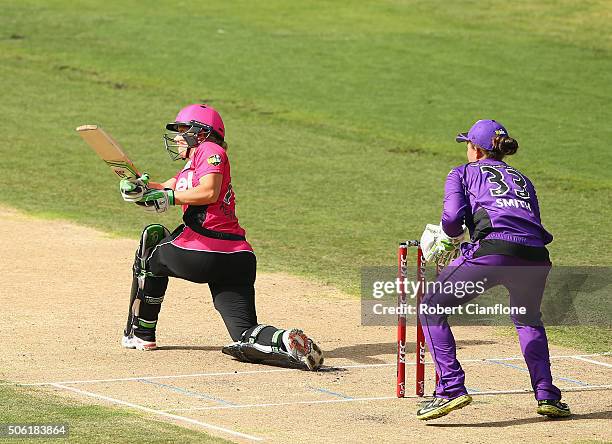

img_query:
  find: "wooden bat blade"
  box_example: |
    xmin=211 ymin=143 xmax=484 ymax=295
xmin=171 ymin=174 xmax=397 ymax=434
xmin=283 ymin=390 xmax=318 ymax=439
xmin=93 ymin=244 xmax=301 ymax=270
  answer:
xmin=76 ymin=125 xmax=141 ymax=180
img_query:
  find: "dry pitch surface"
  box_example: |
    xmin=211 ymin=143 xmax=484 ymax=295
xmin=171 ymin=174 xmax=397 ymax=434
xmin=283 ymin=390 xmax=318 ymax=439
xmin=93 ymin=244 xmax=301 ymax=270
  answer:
xmin=1 ymin=207 xmax=610 ymax=443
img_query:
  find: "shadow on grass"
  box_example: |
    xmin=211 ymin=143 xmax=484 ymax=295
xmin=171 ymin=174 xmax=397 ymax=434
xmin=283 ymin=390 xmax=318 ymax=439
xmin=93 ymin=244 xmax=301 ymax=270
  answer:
xmin=427 ymin=410 xmax=612 ymax=427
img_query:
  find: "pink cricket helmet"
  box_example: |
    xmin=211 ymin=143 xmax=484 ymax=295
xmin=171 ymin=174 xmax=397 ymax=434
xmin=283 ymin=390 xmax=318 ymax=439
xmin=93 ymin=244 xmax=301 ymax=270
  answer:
xmin=167 ymin=104 xmax=225 ymax=139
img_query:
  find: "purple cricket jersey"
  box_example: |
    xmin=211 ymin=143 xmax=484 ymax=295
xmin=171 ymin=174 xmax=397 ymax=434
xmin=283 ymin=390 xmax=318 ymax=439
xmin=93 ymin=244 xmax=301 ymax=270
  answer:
xmin=442 ymin=158 xmax=553 ymax=247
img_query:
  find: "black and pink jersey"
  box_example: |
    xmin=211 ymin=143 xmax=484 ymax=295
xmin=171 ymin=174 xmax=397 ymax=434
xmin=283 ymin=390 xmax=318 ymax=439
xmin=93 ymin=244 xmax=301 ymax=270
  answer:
xmin=171 ymin=142 xmax=253 ymax=253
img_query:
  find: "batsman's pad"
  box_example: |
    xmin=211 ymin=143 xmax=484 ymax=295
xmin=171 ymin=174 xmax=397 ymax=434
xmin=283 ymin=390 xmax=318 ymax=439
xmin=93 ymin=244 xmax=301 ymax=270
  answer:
xmin=221 ymin=325 xmax=309 ymax=370
xmin=134 ymin=223 xmax=171 ymax=303
xmin=125 ymin=224 xmax=171 ymax=337
xmin=136 ymin=224 xmax=171 ymax=274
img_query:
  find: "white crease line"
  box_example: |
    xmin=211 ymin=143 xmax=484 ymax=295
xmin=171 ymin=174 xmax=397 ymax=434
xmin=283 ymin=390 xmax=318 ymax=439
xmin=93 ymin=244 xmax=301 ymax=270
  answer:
xmin=339 ymin=353 xmax=611 ymax=369
xmin=16 ymin=368 xmax=293 ymax=386
xmin=572 ymin=356 xmax=612 ymax=368
xmin=164 ymin=395 xmax=400 ymax=412
xmin=163 ymin=384 xmax=612 ymax=413
xmin=466 ymin=385 xmax=612 ymax=396
xmin=11 ymin=352 xmax=611 ymax=386
xmin=51 ymin=383 xmax=263 ymax=442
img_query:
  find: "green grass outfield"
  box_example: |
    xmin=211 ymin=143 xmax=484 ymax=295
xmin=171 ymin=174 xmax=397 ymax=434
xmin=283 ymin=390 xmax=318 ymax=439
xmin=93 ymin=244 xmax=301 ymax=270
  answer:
xmin=0 ymin=0 xmax=610 ymax=436
xmin=1 ymin=0 xmax=611 ymax=286
xmin=1 ymin=0 xmax=609 ymax=342
xmin=0 ymin=384 xmax=229 ymax=443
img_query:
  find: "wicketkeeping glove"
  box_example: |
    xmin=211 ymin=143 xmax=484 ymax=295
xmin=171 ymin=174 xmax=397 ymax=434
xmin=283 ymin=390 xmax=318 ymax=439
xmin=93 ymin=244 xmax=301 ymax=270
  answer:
xmin=136 ymin=188 xmax=175 ymax=214
xmin=420 ymin=223 xmax=467 ymax=266
xmin=120 ymin=173 xmax=150 ymax=202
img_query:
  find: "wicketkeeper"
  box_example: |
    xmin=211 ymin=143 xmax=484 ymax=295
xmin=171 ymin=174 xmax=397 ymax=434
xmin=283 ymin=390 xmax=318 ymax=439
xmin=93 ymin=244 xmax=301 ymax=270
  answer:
xmin=119 ymin=104 xmax=323 ymax=371
xmin=416 ymin=120 xmax=570 ymax=420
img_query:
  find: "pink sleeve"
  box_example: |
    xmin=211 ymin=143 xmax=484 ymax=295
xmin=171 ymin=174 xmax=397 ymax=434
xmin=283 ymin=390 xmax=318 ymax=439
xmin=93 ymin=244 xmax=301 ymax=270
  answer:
xmin=193 ymin=148 xmax=226 ymax=181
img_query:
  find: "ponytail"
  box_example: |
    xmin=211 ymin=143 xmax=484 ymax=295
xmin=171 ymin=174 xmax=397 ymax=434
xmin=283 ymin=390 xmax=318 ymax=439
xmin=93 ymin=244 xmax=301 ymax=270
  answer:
xmin=487 ymin=135 xmax=519 ymax=160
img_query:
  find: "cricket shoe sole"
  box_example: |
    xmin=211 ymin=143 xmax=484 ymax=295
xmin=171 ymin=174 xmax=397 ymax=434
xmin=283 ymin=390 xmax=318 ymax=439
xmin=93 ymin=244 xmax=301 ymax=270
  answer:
xmin=287 ymin=329 xmax=324 ymax=371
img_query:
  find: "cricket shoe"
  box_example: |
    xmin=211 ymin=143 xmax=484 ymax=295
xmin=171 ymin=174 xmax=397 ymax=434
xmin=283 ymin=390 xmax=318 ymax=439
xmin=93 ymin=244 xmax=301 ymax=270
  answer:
xmin=537 ymin=400 xmax=571 ymax=418
xmin=416 ymin=394 xmax=473 ymax=420
xmin=121 ymin=333 xmax=157 ymax=351
xmin=287 ymin=329 xmax=324 ymax=371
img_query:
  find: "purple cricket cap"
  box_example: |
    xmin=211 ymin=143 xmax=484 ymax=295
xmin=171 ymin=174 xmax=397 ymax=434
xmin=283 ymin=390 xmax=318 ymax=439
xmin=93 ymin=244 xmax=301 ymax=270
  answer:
xmin=455 ymin=119 xmax=508 ymax=151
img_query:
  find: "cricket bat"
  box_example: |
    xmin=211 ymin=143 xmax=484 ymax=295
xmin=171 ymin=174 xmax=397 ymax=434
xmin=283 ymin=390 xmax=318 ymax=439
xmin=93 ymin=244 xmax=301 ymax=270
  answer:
xmin=76 ymin=125 xmax=142 ymax=180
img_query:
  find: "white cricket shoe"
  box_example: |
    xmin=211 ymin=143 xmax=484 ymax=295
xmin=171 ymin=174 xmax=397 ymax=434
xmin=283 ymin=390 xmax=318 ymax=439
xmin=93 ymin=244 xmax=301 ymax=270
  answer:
xmin=121 ymin=334 xmax=157 ymax=351
xmin=287 ymin=329 xmax=324 ymax=370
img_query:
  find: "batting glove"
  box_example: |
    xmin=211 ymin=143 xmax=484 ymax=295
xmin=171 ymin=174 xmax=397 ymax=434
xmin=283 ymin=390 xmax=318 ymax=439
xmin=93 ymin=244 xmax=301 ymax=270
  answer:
xmin=136 ymin=188 xmax=175 ymax=214
xmin=120 ymin=173 xmax=150 ymax=202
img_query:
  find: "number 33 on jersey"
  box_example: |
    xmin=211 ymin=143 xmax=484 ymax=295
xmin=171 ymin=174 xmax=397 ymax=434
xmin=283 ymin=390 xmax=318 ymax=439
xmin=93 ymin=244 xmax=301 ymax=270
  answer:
xmin=444 ymin=159 xmax=552 ymax=246
xmin=480 ymin=164 xmax=532 ymax=211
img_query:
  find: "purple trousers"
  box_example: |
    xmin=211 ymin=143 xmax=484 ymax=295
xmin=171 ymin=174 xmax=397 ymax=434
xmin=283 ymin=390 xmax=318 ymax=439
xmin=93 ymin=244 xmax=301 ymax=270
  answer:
xmin=419 ymin=247 xmax=562 ymax=401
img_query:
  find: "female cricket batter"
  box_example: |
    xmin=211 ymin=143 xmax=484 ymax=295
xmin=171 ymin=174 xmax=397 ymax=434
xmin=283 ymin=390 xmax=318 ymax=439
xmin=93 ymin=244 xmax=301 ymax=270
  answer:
xmin=416 ymin=119 xmax=570 ymax=420
xmin=118 ymin=104 xmax=323 ymax=371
